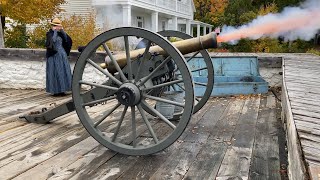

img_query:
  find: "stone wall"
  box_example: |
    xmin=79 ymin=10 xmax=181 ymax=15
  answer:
xmin=0 ymin=48 xmax=282 ymax=89
xmin=0 ymin=48 xmax=105 ymax=89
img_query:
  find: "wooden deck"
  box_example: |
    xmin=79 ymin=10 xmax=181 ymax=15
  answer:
xmin=282 ymin=54 xmax=320 ymax=179
xmin=0 ymin=89 xmax=283 ymax=179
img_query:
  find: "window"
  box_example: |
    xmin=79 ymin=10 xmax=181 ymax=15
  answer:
xmin=137 ymin=16 xmax=144 ymax=28
xmin=162 ymin=21 xmax=166 ymax=31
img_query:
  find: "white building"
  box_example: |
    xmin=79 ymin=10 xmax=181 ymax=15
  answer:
xmin=61 ymin=0 xmax=213 ymax=37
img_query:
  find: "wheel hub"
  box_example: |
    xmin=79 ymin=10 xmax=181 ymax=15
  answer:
xmin=116 ymin=83 xmax=141 ymax=106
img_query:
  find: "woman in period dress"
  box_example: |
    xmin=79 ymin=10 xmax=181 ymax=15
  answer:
xmin=45 ymin=18 xmax=72 ymax=96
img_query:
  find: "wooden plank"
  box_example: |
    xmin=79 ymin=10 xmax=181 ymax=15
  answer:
xmin=288 ymin=91 xmax=320 ymax=99
xmin=145 ymin=99 xmax=231 ymax=179
xmin=295 ymin=120 xmax=320 ymax=134
xmin=292 ymin=109 xmax=320 ymax=119
xmin=47 ymin=146 xmax=116 ymax=180
xmin=182 ymin=141 xmax=228 ymax=179
xmin=288 ymin=95 xmax=320 ymax=106
xmin=180 ymin=98 xmax=244 ymax=179
xmin=179 ymin=97 xmax=230 ymax=141
xmin=291 ymin=103 xmax=320 ymax=114
xmin=13 ymin=137 xmax=100 ymax=180
xmin=286 ymin=76 xmax=320 ymax=84
xmin=266 ymin=95 xmax=281 ymax=180
xmin=0 ymin=129 xmax=89 ymax=179
xmin=0 ymin=90 xmax=46 ymax=108
xmin=0 ymin=121 xmax=28 ymax=133
xmin=0 ymin=114 xmax=79 ymax=165
xmin=294 ymin=115 xmax=320 ymax=126
xmin=46 ymin=104 xmax=172 ymax=179
xmin=0 ymin=89 xmax=40 ymax=102
xmin=149 ymin=142 xmax=204 ymax=180
xmin=216 ymin=96 xmax=261 ymax=179
xmin=249 ymin=95 xmax=270 ymax=179
xmin=286 ymin=81 xmax=320 ymax=89
xmin=114 ymin=100 xmax=216 ymax=180
xmin=281 ymin=72 xmax=308 ymax=180
xmin=208 ymin=96 xmax=245 ymax=142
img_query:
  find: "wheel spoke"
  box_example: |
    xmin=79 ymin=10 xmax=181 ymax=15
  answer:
xmin=86 ymin=58 xmax=122 ymax=86
xmin=194 ymin=82 xmax=207 ymax=86
xmin=141 ymin=100 xmax=176 ymax=129
xmin=144 ymin=94 xmax=184 ymax=107
xmin=82 ymin=95 xmax=116 ymax=107
xmin=135 ymin=40 xmax=152 ymax=82
xmin=191 ymin=67 xmax=207 ymax=73
xmin=171 ymin=85 xmax=177 ymax=91
xmin=103 ymin=43 xmax=127 ymax=82
xmin=143 ymin=40 xmax=152 ymax=55
xmin=112 ymin=106 xmax=128 ymax=142
xmin=195 ymin=97 xmax=201 ymax=102
xmin=173 ymin=81 xmax=185 ymax=91
xmin=186 ymin=51 xmax=200 ymax=62
xmin=142 ymin=79 xmax=183 ymax=91
xmin=138 ymin=56 xmax=172 ymax=87
xmin=79 ymin=80 xmax=119 ymax=91
xmin=94 ymin=103 xmax=121 ymax=128
xmin=131 ymin=106 xmax=137 ymax=147
xmin=137 ymin=104 xmax=159 ymax=144
xmin=124 ymin=36 xmax=133 ymax=81
xmin=175 ymin=67 xmax=208 ymax=76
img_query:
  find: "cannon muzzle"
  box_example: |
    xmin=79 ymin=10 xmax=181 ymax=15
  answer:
xmin=101 ymin=32 xmax=217 ymax=72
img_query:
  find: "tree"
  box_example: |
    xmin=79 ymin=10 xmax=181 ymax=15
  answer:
xmin=274 ymin=0 xmax=303 ymax=10
xmin=193 ymin=0 xmax=228 ymax=26
xmin=193 ymin=0 xmax=212 ymax=24
xmin=27 ymin=13 xmax=100 ymax=50
xmin=0 ymin=0 xmax=66 ymax=48
xmin=59 ymin=14 xmax=100 ymax=50
xmin=209 ymin=0 xmax=228 ymax=26
xmin=222 ymin=0 xmax=254 ymax=26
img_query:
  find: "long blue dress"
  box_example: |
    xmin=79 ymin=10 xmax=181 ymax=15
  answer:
xmin=46 ymin=30 xmax=72 ymax=95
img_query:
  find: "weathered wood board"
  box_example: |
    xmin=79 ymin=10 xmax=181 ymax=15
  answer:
xmin=0 ymin=89 xmax=282 ymax=179
xmin=282 ymin=54 xmax=320 ymax=180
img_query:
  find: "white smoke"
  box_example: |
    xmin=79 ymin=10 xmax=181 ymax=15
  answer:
xmin=220 ymin=0 xmax=320 ymax=43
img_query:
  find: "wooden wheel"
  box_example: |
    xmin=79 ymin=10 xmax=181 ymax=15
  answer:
xmin=157 ymin=30 xmax=214 ymax=114
xmin=72 ymin=27 xmax=194 ymax=155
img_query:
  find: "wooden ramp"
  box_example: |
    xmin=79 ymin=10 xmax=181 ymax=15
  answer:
xmin=0 ymin=89 xmax=283 ymax=179
xmin=282 ymin=54 xmax=320 ymax=179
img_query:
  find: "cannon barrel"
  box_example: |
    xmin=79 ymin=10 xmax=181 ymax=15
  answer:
xmin=101 ymin=32 xmax=218 ymax=72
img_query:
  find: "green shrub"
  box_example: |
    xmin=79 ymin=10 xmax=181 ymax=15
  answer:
xmin=4 ymin=24 xmax=28 ymax=48
xmin=307 ymin=49 xmax=320 ymax=56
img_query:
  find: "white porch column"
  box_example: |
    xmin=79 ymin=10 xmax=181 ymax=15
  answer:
xmin=203 ymin=26 xmax=207 ymax=35
xmin=151 ymin=11 xmax=158 ymax=32
xmin=209 ymin=26 xmax=212 ymax=33
xmin=197 ymin=24 xmax=200 ymax=37
xmin=122 ymin=5 xmax=132 ymax=26
xmin=186 ymin=19 xmax=191 ymax=35
xmin=172 ymin=16 xmax=178 ymax=31
xmin=191 ymin=25 xmax=194 ymax=37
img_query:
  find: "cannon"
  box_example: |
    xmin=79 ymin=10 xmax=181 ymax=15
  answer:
xmin=21 ymin=27 xmax=217 ymax=155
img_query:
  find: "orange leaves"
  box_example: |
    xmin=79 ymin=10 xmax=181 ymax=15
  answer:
xmin=60 ymin=13 xmax=100 ymax=50
xmin=210 ymin=0 xmax=228 ymax=14
xmin=193 ymin=0 xmax=228 ymax=25
xmin=1 ymin=0 xmax=66 ymax=24
xmin=258 ymin=2 xmax=278 ymax=16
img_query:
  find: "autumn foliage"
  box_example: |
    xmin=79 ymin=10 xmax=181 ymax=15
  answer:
xmin=1 ymin=0 xmax=65 ymax=24
xmin=27 ymin=14 xmax=100 ymax=50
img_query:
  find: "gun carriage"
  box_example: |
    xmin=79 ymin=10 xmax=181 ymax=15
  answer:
xmin=21 ymin=27 xmax=218 ymax=155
